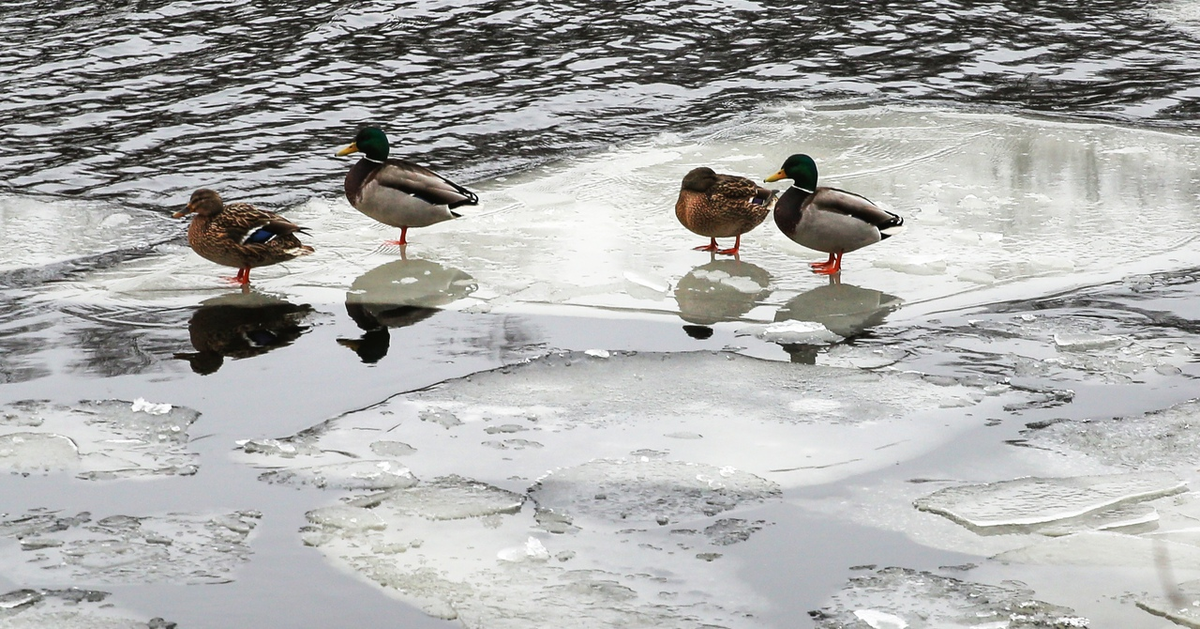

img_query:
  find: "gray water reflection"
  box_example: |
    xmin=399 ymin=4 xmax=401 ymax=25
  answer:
xmin=174 ymin=290 xmax=314 ymax=374
xmin=773 ymin=278 xmax=902 ymax=363
xmin=3 ymin=1 xmax=1199 ymax=209
xmin=338 ymin=257 xmax=478 ymax=363
xmin=675 ymin=258 xmax=771 ymax=327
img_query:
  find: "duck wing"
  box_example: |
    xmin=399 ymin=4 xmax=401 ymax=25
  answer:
xmin=376 ymin=159 xmax=479 ymax=209
xmin=712 ymin=174 xmax=773 ymax=204
xmin=815 ymin=187 xmax=904 ymax=232
xmin=219 ymin=203 xmax=307 ymax=245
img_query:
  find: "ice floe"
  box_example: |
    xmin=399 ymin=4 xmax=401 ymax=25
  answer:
xmin=0 ymin=509 xmax=259 ymax=585
xmin=0 ymin=400 xmax=198 ymax=479
xmin=810 ymin=567 xmax=1089 ymax=628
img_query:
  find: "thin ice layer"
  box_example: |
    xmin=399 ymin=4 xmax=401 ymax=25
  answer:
xmin=0 ymin=399 xmax=199 ymax=479
xmin=0 ymin=509 xmax=259 ymax=585
xmin=914 ymin=472 xmax=1186 ymax=530
xmin=24 ymin=105 xmax=1200 ymax=322
xmin=234 ymin=350 xmax=986 ymax=488
xmin=301 ymin=470 xmax=772 ymax=628
xmin=1026 ymin=399 xmax=1200 ymax=471
xmin=0 ymin=587 xmax=171 ymax=629
xmin=811 ymin=566 xmax=1089 ymax=628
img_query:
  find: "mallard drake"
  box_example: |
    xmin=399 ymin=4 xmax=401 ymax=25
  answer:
xmin=764 ymin=154 xmax=904 ymax=275
xmin=173 ymin=189 xmax=314 ymax=285
xmin=336 ymin=127 xmax=479 ymax=246
xmin=675 ymin=167 xmax=776 ymax=256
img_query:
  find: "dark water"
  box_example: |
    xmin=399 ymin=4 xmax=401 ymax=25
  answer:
xmin=2 ymin=0 xmax=1199 ymax=209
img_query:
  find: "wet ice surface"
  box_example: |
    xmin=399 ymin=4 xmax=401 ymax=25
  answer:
xmin=4 ymin=104 xmax=1200 ymax=627
xmin=0 ymin=587 xmax=173 ymax=629
xmin=0 ymin=509 xmax=258 ymax=585
xmin=240 ymin=350 xmax=986 ymax=626
xmin=811 ymin=567 xmax=1089 ymax=629
xmin=0 ymin=400 xmax=198 ymax=479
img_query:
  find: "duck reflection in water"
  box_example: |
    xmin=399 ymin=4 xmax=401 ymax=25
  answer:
xmin=338 ymin=256 xmax=477 ymax=363
xmin=174 ymin=289 xmax=314 ymax=374
xmin=674 ymin=258 xmax=772 ymax=339
xmin=773 ymin=275 xmax=902 ymax=363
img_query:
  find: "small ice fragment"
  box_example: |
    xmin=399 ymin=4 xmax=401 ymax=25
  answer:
xmin=1052 ymin=332 xmax=1126 ymax=351
xmin=306 ymin=506 xmax=387 ymax=532
xmin=584 ymin=349 xmax=611 ymax=359
xmin=131 ymin=398 xmax=172 ymax=415
xmin=853 ymin=609 xmax=909 ymax=629
xmin=498 ymin=536 xmax=550 ymax=562
xmin=737 ymin=321 xmax=843 ymax=345
xmin=623 ymin=271 xmax=671 ymax=293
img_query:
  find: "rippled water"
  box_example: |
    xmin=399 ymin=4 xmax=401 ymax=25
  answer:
xmin=3 ymin=0 xmax=1200 ymax=209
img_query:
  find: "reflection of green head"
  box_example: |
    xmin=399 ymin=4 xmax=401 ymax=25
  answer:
xmin=765 ymin=154 xmax=819 ymax=191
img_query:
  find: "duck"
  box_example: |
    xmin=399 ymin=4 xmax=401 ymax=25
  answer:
xmin=764 ymin=154 xmax=904 ymax=275
xmin=675 ymin=166 xmax=777 ymax=256
xmin=173 ymin=189 xmax=314 ymax=285
xmin=336 ymin=127 xmax=479 ymax=246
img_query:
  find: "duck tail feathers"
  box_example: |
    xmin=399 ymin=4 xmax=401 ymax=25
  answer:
xmin=879 ymin=215 xmax=905 ymax=240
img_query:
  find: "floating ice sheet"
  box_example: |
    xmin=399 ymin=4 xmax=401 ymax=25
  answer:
xmin=235 ymin=350 xmax=989 ymax=487
xmin=0 ymin=400 xmax=198 ymax=479
xmin=23 ymin=105 xmax=1200 ymax=323
xmin=1026 ymin=399 xmax=1200 ymax=472
xmin=301 ymin=469 xmax=772 ymax=628
xmin=0 ymin=509 xmax=259 ymax=585
xmin=810 ymin=566 xmax=1089 ymax=628
xmin=914 ymin=472 xmax=1186 ymax=532
xmin=238 ymin=349 xmax=1008 ymax=627
xmin=0 ymin=587 xmax=173 ymax=629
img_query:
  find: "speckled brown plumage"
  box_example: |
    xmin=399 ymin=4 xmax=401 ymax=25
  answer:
xmin=174 ymin=189 xmax=314 ymax=285
xmin=675 ymin=167 xmax=776 ymax=256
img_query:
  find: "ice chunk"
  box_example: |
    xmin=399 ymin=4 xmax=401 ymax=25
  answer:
xmin=0 ymin=433 xmax=80 ymax=471
xmin=0 ymin=509 xmax=259 ymax=584
xmin=1052 ymin=332 xmax=1127 ymax=351
xmin=530 ymin=459 xmax=779 ymax=529
xmin=497 ymin=537 xmax=550 ymax=563
xmin=0 ymin=400 xmax=198 ymax=479
xmin=915 ymin=472 xmax=1186 ymax=532
xmin=1136 ymin=577 xmax=1200 ymax=628
xmin=737 ymin=320 xmax=843 ymax=345
xmin=129 ymin=398 xmax=171 ymax=415
xmin=853 ymin=609 xmax=908 ymax=629
xmin=0 ymin=587 xmax=168 ymax=629
xmin=995 ymin=531 xmax=1200 ymax=570
xmin=354 ymin=475 xmax=525 ymax=521
xmin=259 ymin=460 xmax=418 ymax=491
xmin=1025 ymin=400 xmax=1200 ymax=471
xmin=306 ymin=506 xmax=387 ymax=532
xmin=811 ymin=567 xmax=1088 ymax=628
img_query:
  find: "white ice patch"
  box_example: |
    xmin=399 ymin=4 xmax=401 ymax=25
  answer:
xmin=914 ymin=472 xmax=1186 ymax=530
xmin=0 ymin=400 xmax=199 ymax=479
xmin=130 ymin=397 xmax=171 ymax=415
xmin=26 ymin=105 xmax=1200 ymax=320
xmin=0 ymin=509 xmax=259 ymax=585
xmin=0 ymin=588 xmax=166 ymax=629
xmin=812 ymin=567 xmax=1088 ymax=628
xmin=243 ymin=350 xmax=998 ymax=627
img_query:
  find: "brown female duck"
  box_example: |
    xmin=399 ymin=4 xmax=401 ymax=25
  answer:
xmin=173 ymin=189 xmax=314 ymax=285
xmin=675 ymin=166 xmax=776 ymax=256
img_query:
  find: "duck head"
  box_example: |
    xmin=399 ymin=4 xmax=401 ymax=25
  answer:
xmin=173 ymin=188 xmax=224 ymax=218
xmin=336 ymin=127 xmax=390 ymax=161
xmin=764 ymin=154 xmax=819 ymax=190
